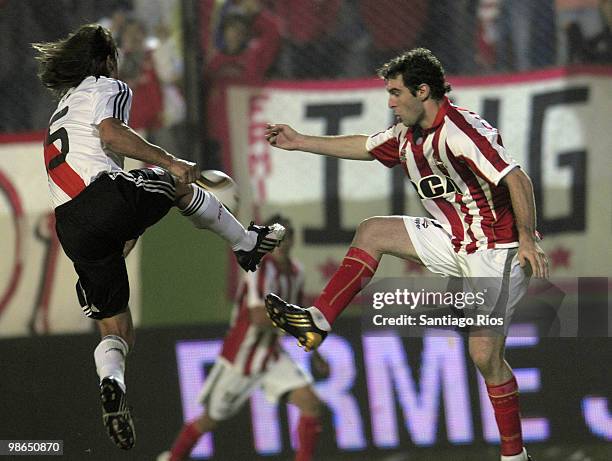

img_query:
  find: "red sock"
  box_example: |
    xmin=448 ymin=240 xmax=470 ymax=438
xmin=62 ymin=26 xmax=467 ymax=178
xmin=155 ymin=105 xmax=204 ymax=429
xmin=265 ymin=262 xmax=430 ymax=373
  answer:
xmin=169 ymin=420 xmax=203 ymax=461
xmin=487 ymin=376 xmax=524 ymax=456
xmin=295 ymin=415 xmax=321 ymax=461
xmin=314 ymin=247 xmax=379 ymax=324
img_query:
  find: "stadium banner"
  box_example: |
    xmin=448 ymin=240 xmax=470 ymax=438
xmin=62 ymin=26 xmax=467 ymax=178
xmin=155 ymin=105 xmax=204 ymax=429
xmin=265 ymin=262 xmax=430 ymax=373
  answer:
xmin=227 ymin=67 xmax=612 ymax=300
xmin=2 ymin=319 xmax=610 ymax=460
xmin=0 ymin=135 xmax=142 ymax=337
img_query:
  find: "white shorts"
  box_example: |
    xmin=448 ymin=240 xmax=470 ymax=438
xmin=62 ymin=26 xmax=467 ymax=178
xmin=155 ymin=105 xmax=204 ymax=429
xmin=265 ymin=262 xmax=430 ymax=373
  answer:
xmin=197 ymin=352 xmax=313 ymax=421
xmin=403 ymin=216 xmax=529 ymax=323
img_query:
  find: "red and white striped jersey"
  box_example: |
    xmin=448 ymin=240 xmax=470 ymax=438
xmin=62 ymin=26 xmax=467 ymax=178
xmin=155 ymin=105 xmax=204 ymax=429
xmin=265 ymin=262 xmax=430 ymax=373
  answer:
xmin=220 ymin=256 xmax=305 ymax=375
xmin=44 ymin=76 xmax=132 ymax=207
xmin=367 ymin=97 xmax=519 ymax=254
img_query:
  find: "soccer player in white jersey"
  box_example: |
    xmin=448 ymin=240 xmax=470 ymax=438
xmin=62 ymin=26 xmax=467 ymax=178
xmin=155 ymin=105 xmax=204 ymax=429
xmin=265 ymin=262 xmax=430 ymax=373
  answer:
xmin=32 ymin=24 xmax=285 ymax=451
xmin=264 ymin=48 xmax=548 ymax=461
xmin=159 ymin=216 xmax=326 ymax=461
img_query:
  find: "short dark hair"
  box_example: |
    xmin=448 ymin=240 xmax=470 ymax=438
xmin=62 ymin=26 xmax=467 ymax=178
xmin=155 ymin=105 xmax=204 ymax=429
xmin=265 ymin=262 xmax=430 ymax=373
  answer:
xmin=32 ymin=24 xmax=118 ymax=99
xmin=377 ymin=48 xmax=451 ymax=100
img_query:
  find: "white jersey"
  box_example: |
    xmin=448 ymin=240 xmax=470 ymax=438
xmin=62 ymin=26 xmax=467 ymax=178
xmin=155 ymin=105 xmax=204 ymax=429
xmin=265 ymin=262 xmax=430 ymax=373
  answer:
xmin=43 ymin=76 xmax=132 ymax=208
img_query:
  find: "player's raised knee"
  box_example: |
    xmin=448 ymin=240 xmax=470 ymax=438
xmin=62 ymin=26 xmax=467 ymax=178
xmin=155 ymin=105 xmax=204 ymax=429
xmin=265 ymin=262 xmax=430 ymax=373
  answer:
xmin=355 ymin=216 xmax=388 ymax=239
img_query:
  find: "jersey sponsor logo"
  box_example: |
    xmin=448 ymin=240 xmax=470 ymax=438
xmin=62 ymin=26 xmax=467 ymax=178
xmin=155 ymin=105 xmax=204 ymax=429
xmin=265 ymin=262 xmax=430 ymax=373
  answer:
xmin=413 ymin=174 xmax=462 ymax=199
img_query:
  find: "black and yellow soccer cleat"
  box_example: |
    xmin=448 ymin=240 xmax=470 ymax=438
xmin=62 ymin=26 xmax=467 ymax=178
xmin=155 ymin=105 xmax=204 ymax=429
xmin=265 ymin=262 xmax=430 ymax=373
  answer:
xmin=265 ymin=293 xmax=327 ymax=351
xmin=100 ymin=377 xmax=135 ymax=450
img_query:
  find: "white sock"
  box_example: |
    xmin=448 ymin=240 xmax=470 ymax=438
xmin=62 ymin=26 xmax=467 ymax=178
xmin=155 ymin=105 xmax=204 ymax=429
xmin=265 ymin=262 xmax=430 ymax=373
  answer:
xmin=180 ymin=185 xmax=256 ymax=251
xmin=306 ymin=306 xmax=332 ymax=331
xmin=501 ymin=448 xmax=527 ymax=461
xmin=94 ymin=335 xmax=129 ymax=393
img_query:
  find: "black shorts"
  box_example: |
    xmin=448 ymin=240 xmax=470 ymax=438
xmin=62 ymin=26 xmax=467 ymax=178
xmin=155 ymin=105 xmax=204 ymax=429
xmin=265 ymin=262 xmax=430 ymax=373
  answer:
xmin=55 ymin=168 xmax=175 ymax=319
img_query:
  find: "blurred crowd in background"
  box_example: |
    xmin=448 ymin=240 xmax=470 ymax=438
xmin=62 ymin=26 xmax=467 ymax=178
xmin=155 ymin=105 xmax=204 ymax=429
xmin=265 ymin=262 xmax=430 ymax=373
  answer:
xmin=1 ymin=0 xmax=610 ymax=161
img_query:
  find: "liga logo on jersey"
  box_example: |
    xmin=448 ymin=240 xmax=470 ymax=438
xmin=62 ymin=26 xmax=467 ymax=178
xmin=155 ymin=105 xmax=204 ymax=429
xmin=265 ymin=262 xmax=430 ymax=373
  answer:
xmin=413 ymin=174 xmax=462 ymax=199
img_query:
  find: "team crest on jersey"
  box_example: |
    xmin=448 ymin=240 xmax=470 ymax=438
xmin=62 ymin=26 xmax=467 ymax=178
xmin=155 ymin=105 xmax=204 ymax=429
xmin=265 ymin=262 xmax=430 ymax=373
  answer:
xmin=413 ymin=174 xmax=462 ymax=199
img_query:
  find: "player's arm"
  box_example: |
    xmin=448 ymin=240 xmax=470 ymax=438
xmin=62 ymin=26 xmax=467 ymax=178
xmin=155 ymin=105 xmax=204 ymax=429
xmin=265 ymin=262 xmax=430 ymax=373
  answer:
xmin=249 ymin=304 xmax=275 ymax=328
xmin=264 ymin=123 xmax=373 ymax=161
xmin=501 ymin=168 xmax=549 ymax=278
xmin=98 ymin=117 xmax=199 ymax=183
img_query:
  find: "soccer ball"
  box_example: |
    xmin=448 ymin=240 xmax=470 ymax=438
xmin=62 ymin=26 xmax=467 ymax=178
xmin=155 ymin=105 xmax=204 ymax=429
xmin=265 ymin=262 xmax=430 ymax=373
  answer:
xmin=195 ymin=170 xmax=240 ymax=214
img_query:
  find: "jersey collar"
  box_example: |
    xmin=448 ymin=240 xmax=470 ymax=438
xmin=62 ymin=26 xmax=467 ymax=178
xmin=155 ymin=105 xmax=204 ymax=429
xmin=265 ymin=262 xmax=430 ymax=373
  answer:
xmin=423 ymin=96 xmax=450 ymax=134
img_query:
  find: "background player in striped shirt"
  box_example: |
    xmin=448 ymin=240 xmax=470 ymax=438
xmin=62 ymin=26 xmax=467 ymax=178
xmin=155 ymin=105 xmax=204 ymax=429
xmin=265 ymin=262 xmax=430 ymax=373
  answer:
xmin=32 ymin=24 xmax=285 ymax=451
xmin=160 ymin=215 xmax=326 ymax=461
xmin=264 ymin=48 xmax=547 ymax=461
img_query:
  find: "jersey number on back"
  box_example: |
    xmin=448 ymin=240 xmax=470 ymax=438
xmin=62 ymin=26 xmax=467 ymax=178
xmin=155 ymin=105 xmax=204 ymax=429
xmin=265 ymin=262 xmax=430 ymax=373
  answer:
xmin=44 ymin=106 xmax=69 ymax=172
xmin=43 ymin=106 xmax=86 ymax=198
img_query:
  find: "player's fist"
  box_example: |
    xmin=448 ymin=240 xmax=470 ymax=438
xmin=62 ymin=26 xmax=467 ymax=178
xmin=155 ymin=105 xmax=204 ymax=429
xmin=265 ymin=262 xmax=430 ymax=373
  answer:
xmin=518 ymin=241 xmax=549 ymax=279
xmin=168 ymin=158 xmax=199 ymax=184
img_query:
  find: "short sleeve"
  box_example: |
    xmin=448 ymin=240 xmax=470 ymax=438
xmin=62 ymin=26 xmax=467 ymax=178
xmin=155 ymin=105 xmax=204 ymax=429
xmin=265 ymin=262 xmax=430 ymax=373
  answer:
xmin=92 ymin=78 xmax=133 ymax=125
xmin=446 ymin=110 xmax=518 ymax=185
xmin=366 ymin=124 xmax=404 ymax=168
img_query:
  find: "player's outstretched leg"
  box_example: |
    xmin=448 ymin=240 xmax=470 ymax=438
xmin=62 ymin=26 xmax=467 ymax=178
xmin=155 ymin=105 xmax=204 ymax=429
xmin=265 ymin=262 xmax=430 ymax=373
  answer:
xmin=265 ymin=294 xmax=329 ymax=351
xmin=100 ymin=376 xmax=135 ymax=450
xmin=179 ymin=184 xmax=285 ymax=271
xmin=266 ymin=244 xmax=379 ymax=351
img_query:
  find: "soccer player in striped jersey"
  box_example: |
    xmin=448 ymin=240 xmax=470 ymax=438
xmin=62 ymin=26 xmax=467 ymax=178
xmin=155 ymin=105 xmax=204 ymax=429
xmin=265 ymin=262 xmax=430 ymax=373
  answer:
xmin=264 ymin=48 xmax=548 ymax=461
xmin=32 ymin=24 xmax=284 ymax=451
xmin=159 ymin=216 xmax=326 ymax=461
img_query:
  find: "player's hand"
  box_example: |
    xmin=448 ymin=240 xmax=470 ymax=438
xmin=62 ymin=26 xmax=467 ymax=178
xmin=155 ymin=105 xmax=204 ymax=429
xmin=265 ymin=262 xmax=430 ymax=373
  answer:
xmin=311 ymin=350 xmax=330 ymax=379
xmin=265 ymin=123 xmax=302 ymax=150
xmin=168 ymin=157 xmax=200 ymax=184
xmin=518 ymin=240 xmax=549 ymax=279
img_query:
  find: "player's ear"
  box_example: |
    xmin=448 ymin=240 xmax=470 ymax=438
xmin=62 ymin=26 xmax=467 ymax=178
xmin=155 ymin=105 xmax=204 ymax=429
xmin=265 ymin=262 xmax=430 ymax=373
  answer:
xmin=418 ymin=84 xmax=431 ymax=102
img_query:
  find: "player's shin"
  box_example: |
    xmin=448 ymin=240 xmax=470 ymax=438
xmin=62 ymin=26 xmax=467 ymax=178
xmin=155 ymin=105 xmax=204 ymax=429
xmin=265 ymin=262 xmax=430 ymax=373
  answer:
xmin=313 ymin=247 xmax=379 ymax=325
xmin=295 ymin=415 xmax=321 ymax=461
xmin=169 ymin=420 xmax=203 ymax=461
xmin=94 ymin=335 xmax=128 ymax=391
xmin=487 ymin=375 xmax=525 ymax=458
xmin=180 ymin=184 xmax=255 ymax=251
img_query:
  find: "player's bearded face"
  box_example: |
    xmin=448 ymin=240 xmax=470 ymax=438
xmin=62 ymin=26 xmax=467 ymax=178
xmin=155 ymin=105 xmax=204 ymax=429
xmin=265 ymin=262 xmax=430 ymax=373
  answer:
xmin=386 ymin=76 xmax=424 ymax=127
